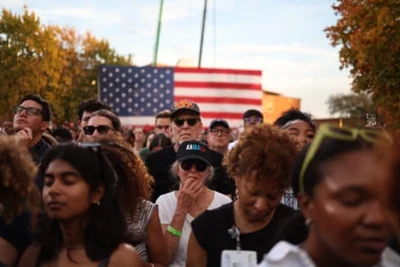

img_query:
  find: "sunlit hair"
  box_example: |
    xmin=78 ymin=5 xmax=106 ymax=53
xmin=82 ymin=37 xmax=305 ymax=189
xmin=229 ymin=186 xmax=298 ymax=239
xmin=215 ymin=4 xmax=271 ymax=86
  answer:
xmin=226 ymin=124 xmax=297 ymax=190
xmin=0 ymin=136 xmax=40 ymax=222
xmin=35 ymin=143 xmax=126 ymax=263
xmin=99 ymin=138 xmax=154 ymax=212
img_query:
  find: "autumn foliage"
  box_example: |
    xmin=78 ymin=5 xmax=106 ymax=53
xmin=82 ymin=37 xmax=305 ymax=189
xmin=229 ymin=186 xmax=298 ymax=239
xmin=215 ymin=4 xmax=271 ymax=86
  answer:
xmin=0 ymin=7 xmax=132 ymax=123
xmin=325 ymin=0 xmax=400 ymax=127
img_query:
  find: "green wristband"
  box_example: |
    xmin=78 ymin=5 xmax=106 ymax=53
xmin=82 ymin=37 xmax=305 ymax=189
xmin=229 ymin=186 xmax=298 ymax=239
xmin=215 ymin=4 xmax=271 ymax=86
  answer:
xmin=167 ymin=225 xmax=183 ymax=237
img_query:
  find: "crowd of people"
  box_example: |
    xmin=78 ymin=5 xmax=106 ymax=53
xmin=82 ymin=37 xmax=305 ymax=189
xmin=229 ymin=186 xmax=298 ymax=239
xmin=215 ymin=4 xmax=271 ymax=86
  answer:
xmin=0 ymin=94 xmax=399 ymax=267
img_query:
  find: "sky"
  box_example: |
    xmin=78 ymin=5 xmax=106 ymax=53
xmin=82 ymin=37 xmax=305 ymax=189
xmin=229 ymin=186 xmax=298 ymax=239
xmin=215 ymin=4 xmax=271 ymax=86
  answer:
xmin=1 ymin=0 xmax=352 ymax=118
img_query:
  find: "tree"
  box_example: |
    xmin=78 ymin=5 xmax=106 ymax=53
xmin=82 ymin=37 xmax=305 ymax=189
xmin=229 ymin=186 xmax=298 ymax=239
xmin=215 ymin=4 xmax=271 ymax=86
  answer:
xmin=327 ymin=93 xmax=373 ymax=118
xmin=325 ymin=0 xmax=400 ymax=127
xmin=0 ymin=7 xmax=132 ymax=123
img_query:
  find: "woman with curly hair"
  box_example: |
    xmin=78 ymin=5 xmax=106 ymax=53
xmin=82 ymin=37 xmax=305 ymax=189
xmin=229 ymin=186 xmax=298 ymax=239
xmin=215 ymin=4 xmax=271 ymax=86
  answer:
xmin=0 ymin=136 xmax=41 ymax=266
xmin=99 ymin=139 xmax=168 ymax=267
xmin=187 ymin=124 xmax=298 ymax=266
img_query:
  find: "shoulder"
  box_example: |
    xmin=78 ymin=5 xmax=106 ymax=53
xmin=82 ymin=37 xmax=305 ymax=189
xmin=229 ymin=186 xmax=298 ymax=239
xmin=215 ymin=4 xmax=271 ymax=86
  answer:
xmin=259 ymin=241 xmax=313 ymax=267
xmin=109 ymin=243 xmax=143 ymax=267
xmin=155 ymin=192 xmax=177 ymax=211
xmin=194 ymin=202 xmax=232 ymax=227
xmin=212 ymin=191 xmax=232 ymax=206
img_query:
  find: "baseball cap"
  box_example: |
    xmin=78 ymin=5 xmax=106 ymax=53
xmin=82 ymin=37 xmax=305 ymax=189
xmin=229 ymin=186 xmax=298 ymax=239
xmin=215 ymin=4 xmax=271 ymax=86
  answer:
xmin=176 ymin=141 xmax=211 ymax=165
xmin=209 ymin=119 xmax=230 ymax=130
xmin=243 ymin=109 xmax=263 ymax=120
xmin=170 ymin=99 xmax=200 ymax=118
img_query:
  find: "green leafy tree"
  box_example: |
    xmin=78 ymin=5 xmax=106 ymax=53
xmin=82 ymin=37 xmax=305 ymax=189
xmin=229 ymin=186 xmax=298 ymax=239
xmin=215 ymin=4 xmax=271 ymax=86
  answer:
xmin=325 ymin=0 xmax=400 ymax=127
xmin=0 ymin=7 xmax=132 ymax=123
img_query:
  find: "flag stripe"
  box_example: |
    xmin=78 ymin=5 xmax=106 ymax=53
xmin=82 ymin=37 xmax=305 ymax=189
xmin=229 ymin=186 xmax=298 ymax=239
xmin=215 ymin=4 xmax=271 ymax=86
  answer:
xmin=175 ymin=67 xmax=262 ymax=76
xmin=174 ymin=88 xmax=262 ymax=99
xmin=174 ymin=81 xmax=261 ymax=90
xmin=174 ymin=96 xmax=261 ymax=105
xmin=174 ymin=73 xmax=262 ymax=84
xmin=196 ymin=103 xmax=261 ymax=114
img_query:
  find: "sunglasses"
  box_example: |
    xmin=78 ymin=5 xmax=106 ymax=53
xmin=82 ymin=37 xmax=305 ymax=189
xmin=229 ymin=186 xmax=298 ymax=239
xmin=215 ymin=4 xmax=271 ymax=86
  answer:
xmin=180 ymin=159 xmax=208 ymax=172
xmin=174 ymin=118 xmax=199 ymax=127
xmin=299 ymin=124 xmax=393 ymax=193
xmin=156 ymin=125 xmax=170 ymax=130
xmin=83 ymin=125 xmax=114 ymax=136
xmin=14 ymin=106 xmax=42 ymax=116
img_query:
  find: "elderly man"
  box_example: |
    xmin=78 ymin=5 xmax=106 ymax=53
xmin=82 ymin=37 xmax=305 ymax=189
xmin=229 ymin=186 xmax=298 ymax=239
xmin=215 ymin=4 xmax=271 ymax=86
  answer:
xmin=146 ymin=99 xmax=234 ymax=201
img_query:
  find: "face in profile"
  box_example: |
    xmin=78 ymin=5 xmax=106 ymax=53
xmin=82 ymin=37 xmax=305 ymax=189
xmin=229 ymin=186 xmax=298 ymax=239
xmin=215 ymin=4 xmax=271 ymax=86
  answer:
xmin=303 ymin=150 xmax=390 ymax=266
xmin=42 ymin=159 xmax=102 ymax=221
xmin=235 ymin=173 xmax=283 ymax=223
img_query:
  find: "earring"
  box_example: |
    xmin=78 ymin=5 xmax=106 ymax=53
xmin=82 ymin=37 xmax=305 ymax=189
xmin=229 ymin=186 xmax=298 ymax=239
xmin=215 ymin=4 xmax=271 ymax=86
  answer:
xmin=93 ymin=201 xmax=100 ymax=206
xmin=305 ymin=218 xmax=312 ymax=227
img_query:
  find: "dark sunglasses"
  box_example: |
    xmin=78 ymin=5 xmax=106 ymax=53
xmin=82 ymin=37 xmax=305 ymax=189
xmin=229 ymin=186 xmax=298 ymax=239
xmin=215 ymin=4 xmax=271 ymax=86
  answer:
xmin=14 ymin=106 xmax=42 ymax=116
xmin=83 ymin=125 xmax=113 ymax=135
xmin=156 ymin=125 xmax=170 ymax=130
xmin=180 ymin=159 xmax=208 ymax=172
xmin=244 ymin=117 xmax=263 ymax=124
xmin=174 ymin=118 xmax=199 ymax=127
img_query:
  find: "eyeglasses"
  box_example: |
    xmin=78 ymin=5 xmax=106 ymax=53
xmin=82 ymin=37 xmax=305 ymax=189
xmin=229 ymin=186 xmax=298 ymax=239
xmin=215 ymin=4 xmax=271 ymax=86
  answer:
xmin=174 ymin=118 xmax=199 ymax=127
xmin=180 ymin=159 xmax=208 ymax=172
xmin=156 ymin=125 xmax=170 ymax=130
xmin=14 ymin=106 xmax=42 ymax=116
xmin=244 ymin=117 xmax=263 ymax=124
xmin=210 ymin=128 xmax=230 ymax=135
xmin=299 ymin=124 xmax=393 ymax=193
xmin=83 ymin=125 xmax=114 ymax=136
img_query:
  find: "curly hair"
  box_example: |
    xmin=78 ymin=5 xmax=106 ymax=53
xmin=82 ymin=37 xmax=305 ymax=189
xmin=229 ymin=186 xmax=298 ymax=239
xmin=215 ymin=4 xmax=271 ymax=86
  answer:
xmin=99 ymin=138 xmax=154 ymax=212
xmin=226 ymin=124 xmax=298 ymax=189
xmin=0 ymin=136 xmax=40 ymax=223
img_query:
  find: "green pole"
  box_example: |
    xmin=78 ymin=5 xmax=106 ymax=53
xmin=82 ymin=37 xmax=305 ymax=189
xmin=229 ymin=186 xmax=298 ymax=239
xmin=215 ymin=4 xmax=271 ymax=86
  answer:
xmin=198 ymin=0 xmax=208 ymax=67
xmin=153 ymin=0 xmax=164 ymax=66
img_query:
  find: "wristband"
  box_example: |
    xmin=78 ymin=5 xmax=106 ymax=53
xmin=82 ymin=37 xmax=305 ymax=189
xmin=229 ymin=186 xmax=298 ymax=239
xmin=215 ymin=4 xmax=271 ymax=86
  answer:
xmin=167 ymin=225 xmax=183 ymax=237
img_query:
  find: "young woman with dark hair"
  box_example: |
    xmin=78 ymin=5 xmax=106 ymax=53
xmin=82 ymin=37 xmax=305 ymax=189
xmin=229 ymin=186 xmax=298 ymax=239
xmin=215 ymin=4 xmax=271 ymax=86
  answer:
xmin=259 ymin=124 xmax=393 ymax=267
xmin=18 ymin=143 xmax=143 ymax=267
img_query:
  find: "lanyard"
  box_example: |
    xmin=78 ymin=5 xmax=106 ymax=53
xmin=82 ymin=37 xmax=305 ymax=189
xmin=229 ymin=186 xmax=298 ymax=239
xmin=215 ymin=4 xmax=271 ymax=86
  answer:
xmin=227 ymin=224 xmax=241 ymax=250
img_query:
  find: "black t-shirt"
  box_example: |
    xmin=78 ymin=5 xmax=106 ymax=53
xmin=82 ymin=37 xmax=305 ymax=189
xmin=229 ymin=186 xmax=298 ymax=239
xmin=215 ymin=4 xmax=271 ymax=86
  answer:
xmin=146 ymin=145 xmax=235 ymax=202
xmin=191 ymin=202 xmax=296 ymax=266
xmin=0 ymin=212 xmax=32 ymax=253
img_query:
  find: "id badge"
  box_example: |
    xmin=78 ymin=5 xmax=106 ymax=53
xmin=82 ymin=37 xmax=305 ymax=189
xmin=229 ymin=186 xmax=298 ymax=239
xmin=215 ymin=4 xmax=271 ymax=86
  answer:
xmin=221 ymin=250 xmax=257 ymax=267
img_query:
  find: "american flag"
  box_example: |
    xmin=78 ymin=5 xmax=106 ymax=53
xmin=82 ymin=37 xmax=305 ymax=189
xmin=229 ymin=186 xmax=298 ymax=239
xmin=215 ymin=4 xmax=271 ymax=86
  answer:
xmin=98 ymin=65 xmax=262 ymax=127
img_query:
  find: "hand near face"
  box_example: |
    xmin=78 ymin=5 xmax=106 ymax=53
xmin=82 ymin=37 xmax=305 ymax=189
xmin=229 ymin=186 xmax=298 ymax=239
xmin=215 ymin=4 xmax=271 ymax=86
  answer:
xmin=15 ymin=127 xmax=33 ymax=148
xmin=176 ymin=178 xmax=204 ymax=214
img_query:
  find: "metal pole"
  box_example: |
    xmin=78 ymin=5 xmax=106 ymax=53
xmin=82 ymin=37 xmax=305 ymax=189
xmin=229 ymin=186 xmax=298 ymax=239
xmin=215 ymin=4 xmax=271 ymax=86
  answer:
xmin=153 ymin=0 xmax=164 ymax=66
xmin=198 ymin=0 xmax=208 ymax=68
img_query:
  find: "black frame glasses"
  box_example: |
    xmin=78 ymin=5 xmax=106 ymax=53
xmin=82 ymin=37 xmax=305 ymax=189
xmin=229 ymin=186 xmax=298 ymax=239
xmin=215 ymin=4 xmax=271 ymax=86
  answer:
xmin=180 ymin=159 xmax=208 ymax=172
xmin=174 ymin=118 xmax=199 ymax=127
xmin=14 ymin=105 xmax=42 ymax=116
xmin=83 ymin=125 xmax=114 ymax=136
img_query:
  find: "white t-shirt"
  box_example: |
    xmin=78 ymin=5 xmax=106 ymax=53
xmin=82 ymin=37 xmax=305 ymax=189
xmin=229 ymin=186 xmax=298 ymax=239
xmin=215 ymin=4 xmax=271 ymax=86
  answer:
xmin=258 ymin=241 xmax=394 ymax=267
xmin=156 ymin=191 xmax=232 ymax=267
